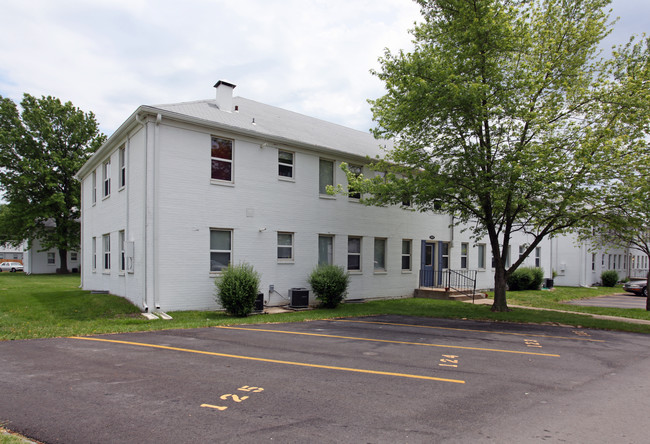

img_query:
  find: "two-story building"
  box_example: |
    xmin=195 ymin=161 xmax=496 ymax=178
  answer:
xmin=74 ymin=81 xmax=645 ymax=313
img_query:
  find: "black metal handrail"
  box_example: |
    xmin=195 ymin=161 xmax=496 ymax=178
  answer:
xmin=419 ymin=269 xmax=478 ymax=302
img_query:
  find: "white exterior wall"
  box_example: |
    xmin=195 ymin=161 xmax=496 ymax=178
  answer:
xmin=80 ymin=117 xmax=561 ymax=312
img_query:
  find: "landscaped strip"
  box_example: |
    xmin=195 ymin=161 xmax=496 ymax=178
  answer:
xmin=1 ymin=274 xmax=649 ymax=341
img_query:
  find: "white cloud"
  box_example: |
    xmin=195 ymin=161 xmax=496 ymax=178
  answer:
xmin=0 ymin=0 xmax=645 ymax=137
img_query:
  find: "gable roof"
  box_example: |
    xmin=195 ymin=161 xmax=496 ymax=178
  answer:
xmin=76 ymin=95 xmax=391 ymax=180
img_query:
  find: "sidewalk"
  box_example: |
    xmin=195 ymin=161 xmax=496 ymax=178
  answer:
xmin=464 ymin=297 xmax=650 ymax=325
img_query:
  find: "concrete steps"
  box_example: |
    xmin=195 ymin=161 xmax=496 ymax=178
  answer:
xmin=414 ymin=287 xmax=487 ymax=301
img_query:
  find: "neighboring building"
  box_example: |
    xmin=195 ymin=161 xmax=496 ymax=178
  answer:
xmin=0 ymin=242 xmax=24 ymax=262
xmin=80 ymin=81 xmax=648 ymax=313
xmin=551 ymin=233 xmax=649 ymax=286
xmin=23 ymin=238 xmax=80 ymax=274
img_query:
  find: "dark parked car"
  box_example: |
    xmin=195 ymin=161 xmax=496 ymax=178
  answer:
xmin=623 ymin=279 xmax=648 ymax=297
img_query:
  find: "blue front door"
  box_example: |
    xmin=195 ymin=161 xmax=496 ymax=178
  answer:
xmin=420 ymin=241 xmax=435 ymax=287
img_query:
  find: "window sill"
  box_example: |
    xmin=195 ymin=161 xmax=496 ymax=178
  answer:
xmin=348 ymin=270 xmax=362 ymax=275
xmin=373 ymin=270 xmax=387 ymax=275
xmin=401 ymin=270 xmax=413 ymax=274
xmin=319 ymin=194 xmax=336 ymax=200
xmin=102 ymin=271 xmax=111 ymax=275
xmin=278 ymin=177 xmax=295 ymax=183
xmin=211 ymin=179 xmax=234 ymax=187
xmin=118 ymin=186 xmax=125 ymax=192
xmin=278 ymin=260 xmax=295 ymax=264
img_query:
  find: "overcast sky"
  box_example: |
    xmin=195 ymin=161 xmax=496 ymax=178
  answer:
xmin=0 ymin=0 xmax=647 ymax=137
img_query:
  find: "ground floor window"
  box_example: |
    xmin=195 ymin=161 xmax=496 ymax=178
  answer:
xmin=401 ymin=239 xmax=412 ymax=271
xmin=119 ymin=230 xmax=126 ymax=272
xmin=102 ymin=234 xmax=110 ymax=271
xmin=477 ymin=244 xmax=486 ymax=269
xmin=461 ymin=243 xmax=469 ymax=269
xmin=92 ymin=237 xmax=97 ymax=271
xmin=210 ymin=229 xmax=232 ymax=272
xmin=535 ymin=247 xmax=541 ymax=268
xmin=319 ymin=235 xmax=333 ymax=266
xmin=277 ymin=232 xmax=294 ymax=261
xmin=47 ymin=252 xmax=55 ymax=265
xmin=374 ymin=238 xmax=386 ymax=271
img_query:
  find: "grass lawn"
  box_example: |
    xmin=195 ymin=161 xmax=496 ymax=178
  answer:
xmin=1 ymin=273 xmax=649 ymax=341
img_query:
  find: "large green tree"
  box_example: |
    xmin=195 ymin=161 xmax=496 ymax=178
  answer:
xmin=350 ymin=0 xmax=649 ymax=311
xmin=0 ymin=94 xmax=105 ymax=273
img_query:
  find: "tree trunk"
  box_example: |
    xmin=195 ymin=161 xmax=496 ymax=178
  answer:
xmin=646 ymin=266 xmax=650 ymax=311
xmin=57 ymin=248 xmax=70 ymax=274
xmin=491 ymin=264 xmax=510 ymax=312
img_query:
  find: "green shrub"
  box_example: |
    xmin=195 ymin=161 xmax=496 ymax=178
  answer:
xmin=601 ymin=270 xmax=619 ymax=287
xmin=507 ymin=267 xmax=544 ymax=291
xmin=215 ymin=263 xmax=261 ymax=317
xmin=308 ymin=265 xmax=350 ymax=308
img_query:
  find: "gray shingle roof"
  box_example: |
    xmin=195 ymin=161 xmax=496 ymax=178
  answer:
xmin=153 ymin=96 xmax=391 ymax=159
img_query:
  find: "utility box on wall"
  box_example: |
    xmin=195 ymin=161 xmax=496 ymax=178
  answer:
xmin=289 ymin=288 xmax=309 ymax=308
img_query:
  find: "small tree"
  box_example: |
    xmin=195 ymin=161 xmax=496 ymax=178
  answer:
xmin=308 ymin=265 xmax=350 ymax=308
xmin=215 ymin=263 xmax=261 ymax=317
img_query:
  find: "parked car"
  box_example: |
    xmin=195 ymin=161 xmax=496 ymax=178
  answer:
xmin=623 ymin=279 xmax=648 ymax=297
xmin=0 ymin=261 xmax=24 ymax=272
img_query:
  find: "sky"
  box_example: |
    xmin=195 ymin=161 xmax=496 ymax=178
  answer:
xmin=0 ymin=0 xmax=648 ymax=138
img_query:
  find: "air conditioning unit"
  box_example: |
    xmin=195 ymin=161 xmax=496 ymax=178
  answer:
xmin=253 ymin=292 xmax=264 ymax=313
xmin=289 ymin=288 xmax=309 ymax=308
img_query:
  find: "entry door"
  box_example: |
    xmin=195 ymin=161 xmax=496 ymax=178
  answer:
xmin=420 ymin=241 xmax=435 ymax=287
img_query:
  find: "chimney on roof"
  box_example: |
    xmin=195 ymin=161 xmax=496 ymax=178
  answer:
xmin=214 ymin=80 xmax=236 ymax=112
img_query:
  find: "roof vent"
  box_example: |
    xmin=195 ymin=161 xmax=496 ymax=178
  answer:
xmin=214 ymin=80 xmax=236 ymax=112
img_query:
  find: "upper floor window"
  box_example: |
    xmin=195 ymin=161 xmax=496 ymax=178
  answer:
xmin=91 ymin=171 xmax=97 ymax=204
xmin=118 ymin=146 xmax=126 ymax=189
xmin=102 ymin=160 xmax=111 ymax=198
xmin=319 ymin=159 xmax=334 ymax=195
xmin=348 ymin=164 xmax=362 ymax=199
xmin=211 ymin=137 xmax=233 ymax=182
xmin=278 ymin=150 xmax=294 ymax=179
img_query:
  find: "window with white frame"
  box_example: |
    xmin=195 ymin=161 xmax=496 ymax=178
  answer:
xmin=592 ymin=253 xmax=596 ymax=271
xmin=210 ymin=229 xmax=231 ymax=272
xmin=92 ymin=171 xmax=97 ymax=204
xmin=102 ymin=159 xmax=111 ymax=198
xmin=461 ymin=243 xmax=469 ymax=269
xmin=348 ymin=164 xmax=362 ymax=199
xmin=441 ymin=242 xmax=450 ymax=269
xmin=318 ymin=235 xmax=333 ymax=266
xmin=374 ymin=238 xmax=386 ymax=271
xmin=347 ymin=236 xmax=361 ymax=271
xmin=102 ymin=234 xmax=111 ymax=271
xmin=119 ymin=146 xmax=126 ymax=189
xmin=519 ymin=245 xmax=526 ymax=259
xmin=277 ymin=232 xmax=294 ymax=261
xmin=119 ymin=230 xmax=125 ymax=272
xmin=319 ymin=159 xmax=334 ymax=195
xmin=278 ymin=150 xmax=294 ymax=179
xmin=211 ymin=137 xmax=233 ymax=182
xmin=401 ymin=239 xmax=412 ymax=271
xmin=92 ymin=237 xmax=96 ymax=271
xmin=477 ymin=244 xmax=486 ymax=269
xmin=47 ymin=252 xmax=55 ymax=265
xmin=71 ymin=252 xmax=78 ymax=261
xmin=535 ymin=247 xmax=541 ymax=267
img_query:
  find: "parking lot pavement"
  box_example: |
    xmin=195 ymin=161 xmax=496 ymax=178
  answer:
xmin=1 ymin=315 xmax=650 ymax=443
xmin=564 ymin=293 xmax=647 ymax=309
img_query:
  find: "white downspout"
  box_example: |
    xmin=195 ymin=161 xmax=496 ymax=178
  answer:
xmin=135 ymin=112 xmax=149 ymax=312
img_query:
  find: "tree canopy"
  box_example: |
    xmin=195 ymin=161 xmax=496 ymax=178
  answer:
xmin=348 ymin=0 xmax=650 ymax=310
xmin=0 ymin=94 xmax=105 ymax=272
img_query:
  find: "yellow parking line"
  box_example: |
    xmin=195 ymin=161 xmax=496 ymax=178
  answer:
xmin=333 ymin=319 xmax=605 ymax=342
xmin=70 ymin=337 xmax=465 ymax=384
xmin=216 ymin=326 xmax=560 ymax=357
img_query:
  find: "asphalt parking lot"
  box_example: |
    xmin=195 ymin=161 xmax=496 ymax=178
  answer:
xmin=1 ymin=315 xmax=650 ymax=443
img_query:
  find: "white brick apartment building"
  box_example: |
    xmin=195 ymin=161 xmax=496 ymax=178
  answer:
xmin=75 ymin=81 xmax=645 ymax=312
